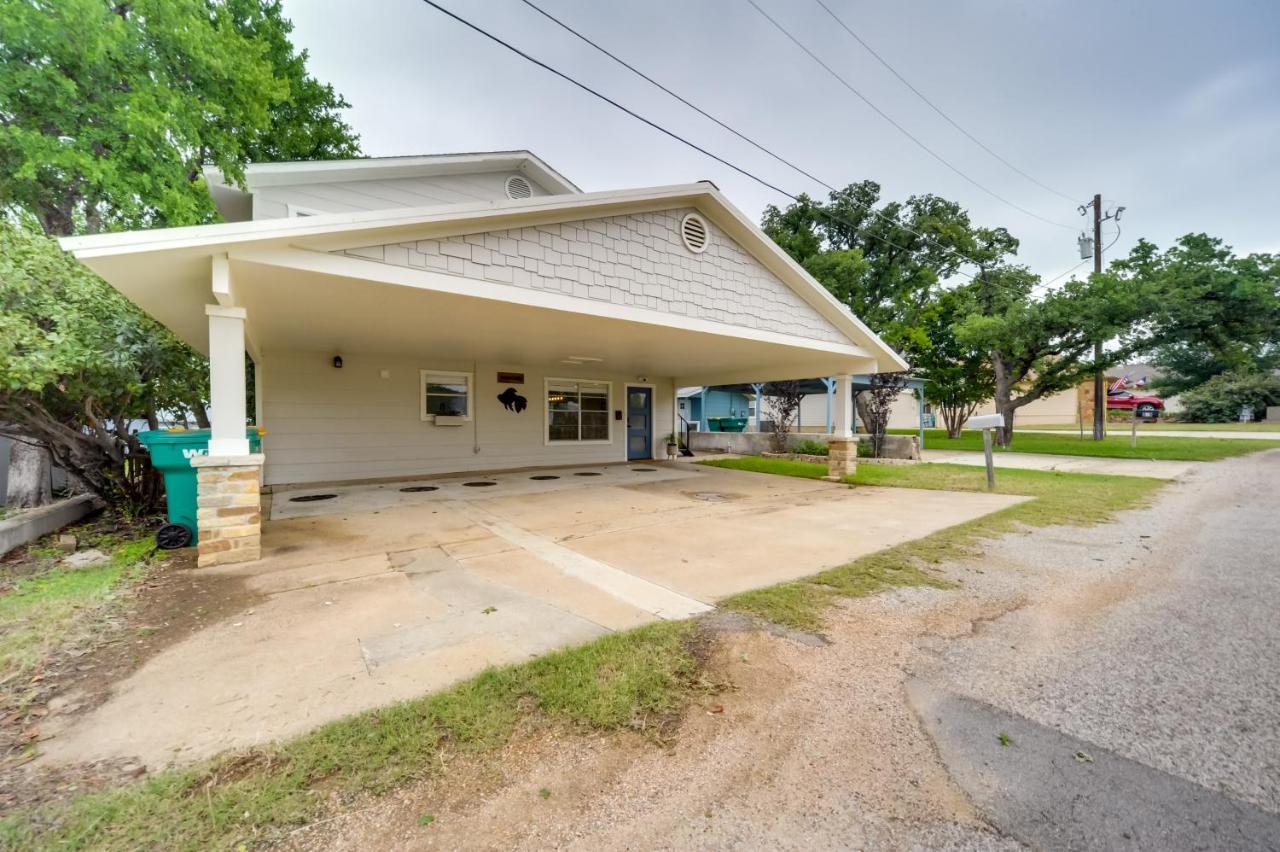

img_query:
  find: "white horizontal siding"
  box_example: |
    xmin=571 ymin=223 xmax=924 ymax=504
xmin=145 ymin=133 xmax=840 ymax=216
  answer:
xmin=252 ymin=172 xmax=552 ymax=220
xmin=259 ymin=351 xmax=672 ymax=486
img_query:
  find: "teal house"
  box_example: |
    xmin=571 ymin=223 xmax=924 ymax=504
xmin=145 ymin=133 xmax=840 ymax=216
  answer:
xmin=677 ymin=386 xmax=755 ymax=431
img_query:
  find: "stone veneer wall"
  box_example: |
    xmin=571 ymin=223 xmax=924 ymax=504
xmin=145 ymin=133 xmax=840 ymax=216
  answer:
xmin=336 ymin=208 xmax=845 ymax=344
xmin=193 ymin=454 xmax=264 ymax=567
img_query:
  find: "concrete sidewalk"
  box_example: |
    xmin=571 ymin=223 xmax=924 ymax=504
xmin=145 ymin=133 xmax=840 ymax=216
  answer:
xmin=921 ymin=449 xmax=1200 ymax=479
xmin=1019 ymin=428 xmax=1280 ymax=440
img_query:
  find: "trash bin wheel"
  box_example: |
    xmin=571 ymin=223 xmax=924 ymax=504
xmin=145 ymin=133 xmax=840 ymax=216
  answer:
xmin=156 ymin=523 xmax=194 ymax=550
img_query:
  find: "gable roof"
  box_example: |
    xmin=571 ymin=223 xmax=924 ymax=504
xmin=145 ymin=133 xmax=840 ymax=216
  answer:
xmin=61 ymin=182 xmax=908 ymax=372
xmin=204 ymin=151 xmax=581 ymax=221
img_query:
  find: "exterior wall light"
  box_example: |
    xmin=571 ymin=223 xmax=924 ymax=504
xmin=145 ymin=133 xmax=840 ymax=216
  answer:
xmin=333 ymin=355 xmax=343 ymax=369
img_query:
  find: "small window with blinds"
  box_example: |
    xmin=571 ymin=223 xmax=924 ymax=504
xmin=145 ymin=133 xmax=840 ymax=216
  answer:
xmin=420 ymin=370 xmax=473 ymax=421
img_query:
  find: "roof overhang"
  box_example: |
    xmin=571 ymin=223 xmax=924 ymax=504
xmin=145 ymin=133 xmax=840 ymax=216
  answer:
xmin=62 ymin=182 xmax=909 ymax=374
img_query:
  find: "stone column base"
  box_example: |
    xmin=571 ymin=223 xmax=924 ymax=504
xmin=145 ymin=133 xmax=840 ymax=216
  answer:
xmin=192 ymin=453 xmax=265 ymax=567
xmin=823 ymin=437 xmax=858 ymax=481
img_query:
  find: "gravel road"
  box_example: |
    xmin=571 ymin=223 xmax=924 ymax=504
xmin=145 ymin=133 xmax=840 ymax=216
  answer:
xmin=923 ymin=447 xmax=1280 ymax=835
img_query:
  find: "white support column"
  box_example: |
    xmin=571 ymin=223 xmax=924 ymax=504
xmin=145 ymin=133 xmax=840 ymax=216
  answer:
xmin=832 ymin=374 xmax=853 ymax=438
xmin=206 ymin=304 xmax=249 ymax=456
xmin=826 ymin=374 xmax=857 ymax=481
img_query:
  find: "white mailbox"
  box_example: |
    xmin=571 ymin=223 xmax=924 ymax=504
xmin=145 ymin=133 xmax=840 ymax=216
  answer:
xmin=966 ymin=413 xmax=1005 ymax=430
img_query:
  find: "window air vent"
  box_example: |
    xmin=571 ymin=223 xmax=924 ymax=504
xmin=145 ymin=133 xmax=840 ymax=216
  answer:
xmin=505 ymin=175 xmax=533 ymax=200
xmin=680 ymin=213 xmax=709 ymax=253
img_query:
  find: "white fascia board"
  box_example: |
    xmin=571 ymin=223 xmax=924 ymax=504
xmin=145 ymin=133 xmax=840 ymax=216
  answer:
xmin=233 ymin=246 xmax=871 ymax=360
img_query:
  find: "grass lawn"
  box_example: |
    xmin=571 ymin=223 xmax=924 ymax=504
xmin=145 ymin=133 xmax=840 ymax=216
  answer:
xmin=1027 ymin=421 xmax=1280 ymax=433
xmin=698 ymin=457 xmax=1164 ymax=630
xmin=890 ymin=428 xmax=1280 ymax=461
xmin=1 ymin=620 xmax=707 ymax=850
xmin=0 ymin=537 xmax=155 ymax=694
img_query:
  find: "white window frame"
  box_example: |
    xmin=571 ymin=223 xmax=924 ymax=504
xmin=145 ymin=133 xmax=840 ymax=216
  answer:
xmin=544 ymin=378 xmax=613 ymax=445
xmin=286 ymin=202 xmax=325 ymax=218
xmin=420 ymin=369 xmax=474 ymax=421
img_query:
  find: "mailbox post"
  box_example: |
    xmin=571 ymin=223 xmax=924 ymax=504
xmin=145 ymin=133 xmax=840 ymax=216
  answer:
xmin=965 ymin=413 xmax=1005 ymax=490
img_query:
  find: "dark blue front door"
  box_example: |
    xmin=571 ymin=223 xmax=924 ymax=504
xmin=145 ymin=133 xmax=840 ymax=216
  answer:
xmin=626 ymin=387 xmax=652 ymax=460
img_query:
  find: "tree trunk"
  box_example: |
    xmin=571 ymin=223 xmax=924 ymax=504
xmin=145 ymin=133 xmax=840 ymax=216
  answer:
xmin=6 ymin=440 xmax=53 ymax=508
xmin=189 ymin=400 xmax=211 ymax=429
xmin=992 ymin=355 xmax=1015 ymax=447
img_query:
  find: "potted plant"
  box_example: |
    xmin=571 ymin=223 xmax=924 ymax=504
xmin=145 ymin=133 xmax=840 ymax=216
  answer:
xmin=664 ymin=432 xmax=680 ymax=459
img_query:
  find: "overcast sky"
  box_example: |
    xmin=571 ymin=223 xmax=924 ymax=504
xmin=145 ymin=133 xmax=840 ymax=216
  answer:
xmin=281 ymin=0 xmax=1280 ymax=283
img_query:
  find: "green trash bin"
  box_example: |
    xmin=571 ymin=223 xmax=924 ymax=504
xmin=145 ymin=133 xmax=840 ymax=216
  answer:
xmin=138 ymin=428 xmax=264 ymax=549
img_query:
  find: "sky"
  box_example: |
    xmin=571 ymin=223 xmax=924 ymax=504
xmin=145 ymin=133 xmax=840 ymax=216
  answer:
xmin=280 ymin=0 xmax=1280 ymax=283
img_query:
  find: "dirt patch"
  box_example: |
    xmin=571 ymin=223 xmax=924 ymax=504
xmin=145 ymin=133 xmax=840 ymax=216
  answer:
xmin=0 ymin=545 xmax=262 ymax=813
xmin=282 ymin=593 xmax=1012 ymax=851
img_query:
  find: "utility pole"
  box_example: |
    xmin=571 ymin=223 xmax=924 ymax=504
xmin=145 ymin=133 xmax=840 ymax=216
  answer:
xmin=1091 ymin=193 xmax=1104 ymax=441
xmin=1078 ymin=194 xmax=1123 ymax=441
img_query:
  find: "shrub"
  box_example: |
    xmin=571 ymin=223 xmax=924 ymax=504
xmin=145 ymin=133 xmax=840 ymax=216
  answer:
xmin=1175 ymin=372 xmax=1280 ymax=422
xmin=790 ymin=439 xmax=829 ymax=456
xmin=857 ymin=439 xmax=875 ymax=458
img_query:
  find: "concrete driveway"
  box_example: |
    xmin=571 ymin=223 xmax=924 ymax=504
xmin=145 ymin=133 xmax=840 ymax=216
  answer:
xmin=41 ymin=462 xmax=1022 ymax=769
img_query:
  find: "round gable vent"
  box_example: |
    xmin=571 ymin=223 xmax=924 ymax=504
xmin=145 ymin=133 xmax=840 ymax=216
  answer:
xmin=505 ymin=175 xmax=533 ymax=200
xmin=680 ymin=213 xmax=709 ymax=253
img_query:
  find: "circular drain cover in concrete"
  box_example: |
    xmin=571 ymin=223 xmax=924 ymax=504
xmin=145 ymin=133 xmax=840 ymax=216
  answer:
xmin=463 ymin=481 xmax=497 ymax=487
xmin=630 ymin=467 xmax=657 ymax=472
xmin=289 ymin=493 xmax=337 ymax=503
xmin=573 ymin=471 xmax=602 ymax=477
xmin=692 ymin=492 xmax=731 ymax=503
xmin=399 ymin=485 xmax=439 ymax=493
xmin=530 ymin=475 xmax=559 ymax=480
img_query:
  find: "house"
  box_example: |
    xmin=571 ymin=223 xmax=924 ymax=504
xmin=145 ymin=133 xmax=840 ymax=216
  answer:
xmin=677 ymin=386 xmax=755 ymax=430
xmin=62 ymin=151 xmax=906 ymax=566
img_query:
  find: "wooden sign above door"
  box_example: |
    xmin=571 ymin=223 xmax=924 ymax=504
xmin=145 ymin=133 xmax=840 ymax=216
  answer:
xmin=496 ymin=371 xmax=524 ymax=384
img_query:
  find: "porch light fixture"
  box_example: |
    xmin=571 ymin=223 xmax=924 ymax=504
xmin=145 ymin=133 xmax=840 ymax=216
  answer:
xmin=332 ymin=355 xmax=343 ymax=369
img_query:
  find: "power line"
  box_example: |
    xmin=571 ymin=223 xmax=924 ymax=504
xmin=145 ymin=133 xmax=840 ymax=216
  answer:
xmin=417 ymin=0 xmax=1083 ymax=297
xmin=516 ymin=0 xmax=999 ymax=278
xmin=745 ymin=0 xmax=1079 ymax=232
xmin=810 ymin=0 xmax=1079 ymax=204
xmin=418 ymin=0 xmax=983 ymax=282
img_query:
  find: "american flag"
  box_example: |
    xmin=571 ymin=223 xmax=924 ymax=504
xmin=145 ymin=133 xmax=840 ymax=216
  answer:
xmin=1109 ymin=373 xmax=1131 ymax=393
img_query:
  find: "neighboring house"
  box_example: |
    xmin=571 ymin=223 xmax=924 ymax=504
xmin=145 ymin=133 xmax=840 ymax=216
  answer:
xmin=63 ymin=150 xmax=905 ymax=565
xmin=676 ymin=386 xmax=754 ymax=429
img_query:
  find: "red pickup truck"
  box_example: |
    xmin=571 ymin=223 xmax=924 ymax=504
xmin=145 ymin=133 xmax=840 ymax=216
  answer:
xmin=1106 ymin=391 xmax=1164 ymax=418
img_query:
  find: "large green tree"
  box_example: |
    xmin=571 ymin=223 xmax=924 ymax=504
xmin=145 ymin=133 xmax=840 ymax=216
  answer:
xmin=956 ymin=265 xmax=1154 ymax=445
xmin=0 ymin=0 xmax=359 ymax=235
xmin=1109 ymin=234 xmax=1280 ymax=396
xmin=0 ymin=222 xmax=207 ymax=509
xmin=762 ymin=181 xmax=1016 ymax=361
xmin=0 ymin=0 xmax=359 ymax=507
xmin=912 ymin=284 xmax=995 ymax=438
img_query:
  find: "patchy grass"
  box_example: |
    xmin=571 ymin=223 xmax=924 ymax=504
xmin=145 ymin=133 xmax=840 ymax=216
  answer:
xmin=890 ymin=428 xmax=1280 ymax=461
xmin=1 ymin=620 xmax=705 ymax=850
xmin=1029 ymin=421 xmax=1280 ymax=433
xmin=700 ymin=457 xmax=1163 ymax=629
xmin=0 ymin=537 xmax=155 ymax=691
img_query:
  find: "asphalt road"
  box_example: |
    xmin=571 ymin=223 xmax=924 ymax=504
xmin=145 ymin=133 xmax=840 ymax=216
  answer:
xmin=915 ymin=448 xmax=1280 ymax=850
